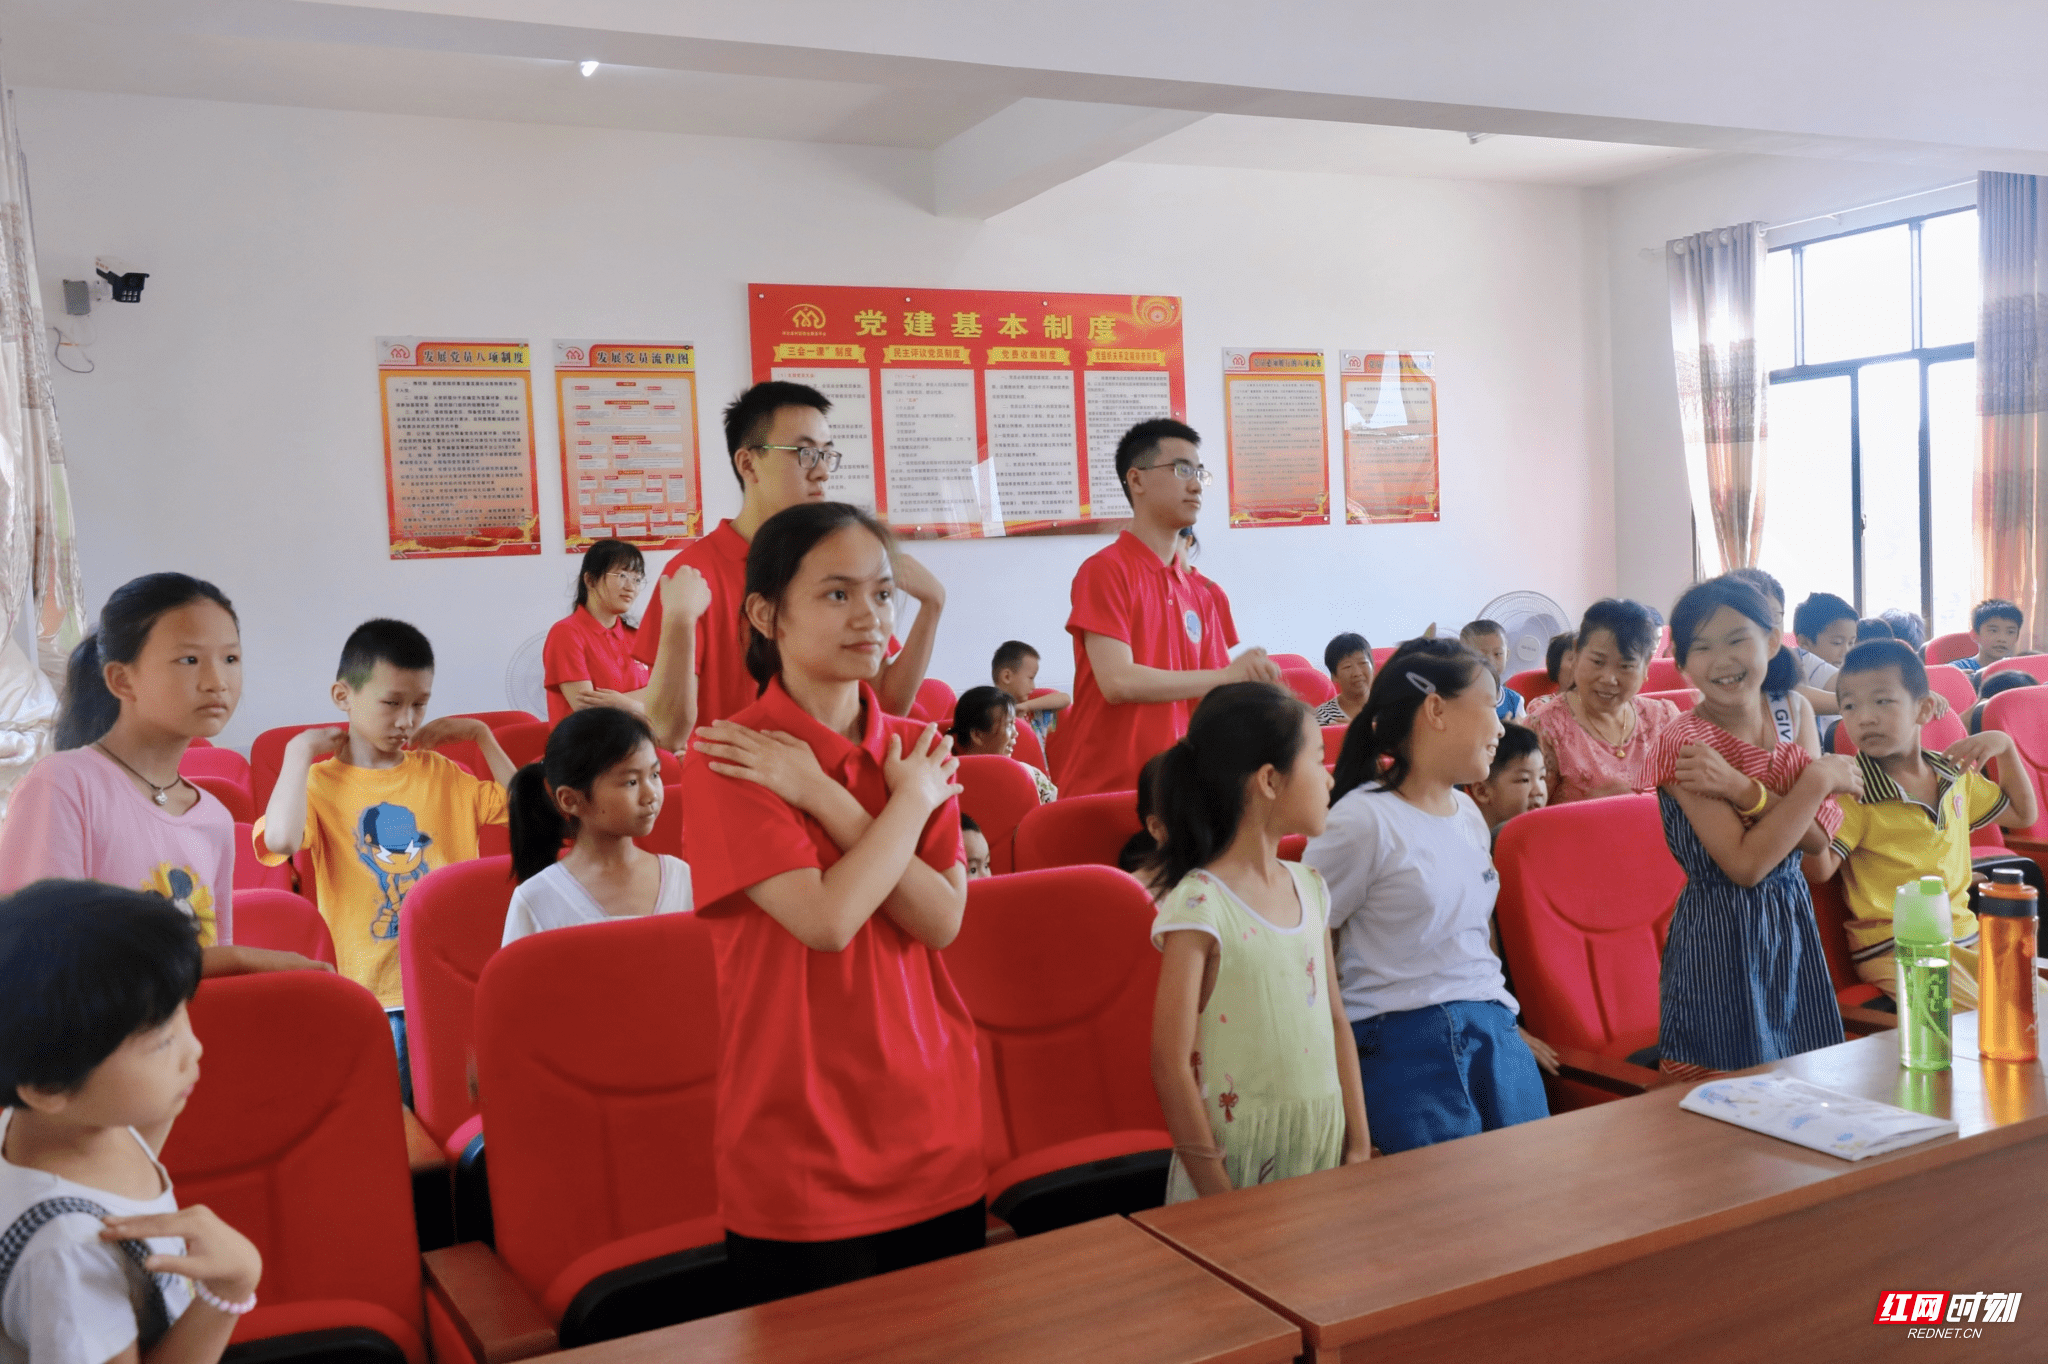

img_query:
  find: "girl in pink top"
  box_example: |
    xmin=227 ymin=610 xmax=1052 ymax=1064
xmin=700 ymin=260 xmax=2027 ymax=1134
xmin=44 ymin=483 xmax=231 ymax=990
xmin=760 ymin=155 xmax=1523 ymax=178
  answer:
xmin=1529 ymin=599 xmax=1680 ymax=805
xmin=0 ymin=573 xmax=326 ymax=976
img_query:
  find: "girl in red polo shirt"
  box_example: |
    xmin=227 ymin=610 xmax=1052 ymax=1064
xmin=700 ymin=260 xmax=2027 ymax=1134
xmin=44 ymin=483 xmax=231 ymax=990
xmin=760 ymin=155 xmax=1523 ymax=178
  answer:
xmin=542 ymin=538 xmax=653 ymax=723
xmin=680 ymin=501 xmax=979 ymax=1303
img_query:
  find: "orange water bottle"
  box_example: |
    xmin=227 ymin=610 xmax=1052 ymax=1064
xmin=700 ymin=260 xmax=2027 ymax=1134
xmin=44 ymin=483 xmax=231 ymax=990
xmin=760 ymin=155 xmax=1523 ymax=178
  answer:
xmin=1976 ymin=868 xmax=2038 ymax=1063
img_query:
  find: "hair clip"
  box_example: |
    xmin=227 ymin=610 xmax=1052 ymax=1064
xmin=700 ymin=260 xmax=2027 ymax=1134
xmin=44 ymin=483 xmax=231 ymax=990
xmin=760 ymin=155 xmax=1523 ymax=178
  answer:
xmin=1405 ymin=670 xmax=1438 ymax=696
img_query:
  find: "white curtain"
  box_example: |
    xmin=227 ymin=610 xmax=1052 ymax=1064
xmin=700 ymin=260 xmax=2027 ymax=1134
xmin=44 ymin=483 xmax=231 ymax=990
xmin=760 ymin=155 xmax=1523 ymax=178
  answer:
xmin=1668 ymin=222 xmax=1769 ymax=576
xmin=0 ymin=68 xmax=84 ymax=811
xmin=1977 ymin=172 xmax=2048 ymax=640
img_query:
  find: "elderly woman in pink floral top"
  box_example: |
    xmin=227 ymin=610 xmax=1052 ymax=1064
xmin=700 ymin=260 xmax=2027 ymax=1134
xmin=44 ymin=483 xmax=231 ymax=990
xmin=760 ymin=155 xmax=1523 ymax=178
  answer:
xmin=1529 ymin=599 xmax=1680 ymax=804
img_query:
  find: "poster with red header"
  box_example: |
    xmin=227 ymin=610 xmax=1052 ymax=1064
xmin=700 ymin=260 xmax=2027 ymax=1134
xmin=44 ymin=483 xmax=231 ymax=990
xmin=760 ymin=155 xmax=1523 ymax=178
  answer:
xmin=377 ymin=337 xmax=539 ymax=558
xmin=1340 ymin=350 xmax=1440 ymax=524
xmin=747 ymin=284 xmax=1186 ymax=538
xmin=1221 ymin=348 xmax=1330 ymax=527
xmin=554 ymin=341 xmax=703 ymax=551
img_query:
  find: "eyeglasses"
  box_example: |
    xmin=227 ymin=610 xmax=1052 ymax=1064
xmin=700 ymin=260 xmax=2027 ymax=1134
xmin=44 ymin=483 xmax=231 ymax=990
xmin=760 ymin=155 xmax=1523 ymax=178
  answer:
xmin=1137 ymin=458 xmax=1213 ymax=486
xmin=753 ymin=443 xmax=842 ymax=473
xmin=607 ymin=570 xmax=645 ymax=587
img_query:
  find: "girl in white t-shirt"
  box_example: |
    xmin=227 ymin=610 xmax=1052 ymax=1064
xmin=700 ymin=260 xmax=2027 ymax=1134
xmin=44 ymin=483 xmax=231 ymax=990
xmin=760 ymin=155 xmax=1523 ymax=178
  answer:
xmin=503 ymin=708 xmax=690 ymax=944
xmin=1303 ymin=637 xmax=1550 ymax=1154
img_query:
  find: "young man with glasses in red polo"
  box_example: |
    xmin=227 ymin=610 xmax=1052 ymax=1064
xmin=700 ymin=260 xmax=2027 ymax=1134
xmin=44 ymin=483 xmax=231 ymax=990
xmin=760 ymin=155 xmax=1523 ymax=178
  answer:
xmin=637 ymin=381 xmax=943 ymax=748
xmin=1048 ymin=418 xmax=1279 ymax=797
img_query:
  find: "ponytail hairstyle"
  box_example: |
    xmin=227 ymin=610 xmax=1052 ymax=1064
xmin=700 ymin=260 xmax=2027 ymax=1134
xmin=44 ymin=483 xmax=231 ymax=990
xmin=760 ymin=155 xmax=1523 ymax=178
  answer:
xmin=574 ymin=538 xmax=646 ymax=609
xmin=56 ymin=573 xmax=238 ymax=751
xmin=742 ymin=501 xmax=894 ymax=692
xmin=949 ymin=686 xmax=1015 ymax=750
xmin=1117 ymin=750 xmax=1169 ymax=876
xmin=1331 ymin=638 xmax=1491 ymax=803
xmin=1723 ymin=567 xmax=1796 ymax=695
xmin=507 ymin=707 xmax=659 ymax=882
xmin=1141 ymin=682 xmax=1312 ymax=897
xmin=1670 ymin=576 xmax=1778 ymax=691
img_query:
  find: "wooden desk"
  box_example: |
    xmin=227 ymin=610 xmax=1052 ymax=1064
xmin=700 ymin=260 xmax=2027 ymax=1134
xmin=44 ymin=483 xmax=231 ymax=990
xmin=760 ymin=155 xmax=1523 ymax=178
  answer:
xmin=1135 ymin=1014 xmax=2048 ymax=1362
xmin=550 ymin=1216 xmax=1299 ymax=1364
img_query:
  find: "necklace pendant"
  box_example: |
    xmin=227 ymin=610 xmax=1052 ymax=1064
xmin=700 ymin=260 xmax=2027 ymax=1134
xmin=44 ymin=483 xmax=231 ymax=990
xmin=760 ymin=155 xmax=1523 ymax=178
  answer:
xmin=153 ymin=789 xmax=169 ymax=806
xmin=1614 ymin=744 xmax=1628 ymax=759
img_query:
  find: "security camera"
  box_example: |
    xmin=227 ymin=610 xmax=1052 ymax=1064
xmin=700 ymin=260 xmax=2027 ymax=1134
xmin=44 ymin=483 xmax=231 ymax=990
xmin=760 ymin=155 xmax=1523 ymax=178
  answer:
xmin=94 ymin=256 xmax=147 ymax=302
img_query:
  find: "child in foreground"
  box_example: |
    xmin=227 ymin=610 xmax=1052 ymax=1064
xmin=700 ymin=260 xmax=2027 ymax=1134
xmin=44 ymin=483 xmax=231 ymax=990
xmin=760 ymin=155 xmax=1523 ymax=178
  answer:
xmin=502 ymin=708 xmax=692 ymax=945
xmin=1639 ymin=577 xmax=1862 ymax=1079
xmin=1805 ymin=640 xmax=2037 ymax=1008
xmin=1304 ymin=639 xmax=1550 ymax=1153
xmin=0 ymin=881 xmax=262 ymax=1364
xmin=1147 ymin=683 xmax=1370 ymax=1200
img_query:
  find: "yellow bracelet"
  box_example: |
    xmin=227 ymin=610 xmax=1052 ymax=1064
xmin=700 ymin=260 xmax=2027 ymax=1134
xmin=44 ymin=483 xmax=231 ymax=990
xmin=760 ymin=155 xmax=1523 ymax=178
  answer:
xmin=1738 ymin=782 xmax=1770 ymax=819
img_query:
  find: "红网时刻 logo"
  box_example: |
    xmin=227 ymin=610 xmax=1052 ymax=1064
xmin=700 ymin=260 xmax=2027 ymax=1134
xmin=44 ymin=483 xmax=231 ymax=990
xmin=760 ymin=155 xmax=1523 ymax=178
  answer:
xmin=1875 ymin=1291 xmax=2022 ymax=1336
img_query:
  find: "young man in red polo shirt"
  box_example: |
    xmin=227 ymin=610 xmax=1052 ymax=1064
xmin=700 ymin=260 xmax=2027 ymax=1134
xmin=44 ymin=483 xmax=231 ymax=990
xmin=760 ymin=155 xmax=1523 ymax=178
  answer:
xmin=1047 ymin=419 xmax=1278 ymax=796
xmin=639 ymin=381 xmax=944 ymax=748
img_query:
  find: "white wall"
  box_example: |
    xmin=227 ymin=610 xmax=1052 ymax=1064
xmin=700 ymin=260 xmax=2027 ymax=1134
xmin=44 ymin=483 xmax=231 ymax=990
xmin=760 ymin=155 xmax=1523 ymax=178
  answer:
xmin=21 ymin=88 xmax=1613 ymax=746
xmin=1604 ymin=153 xmax=1975 ymax=615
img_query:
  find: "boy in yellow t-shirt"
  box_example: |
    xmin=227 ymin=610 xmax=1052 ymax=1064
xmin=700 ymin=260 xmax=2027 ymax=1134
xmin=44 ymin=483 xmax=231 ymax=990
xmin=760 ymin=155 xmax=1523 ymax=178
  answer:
xmin=255 ymin=619 xmax=512 ymax=1099
xmin=1805 ymin=640 xmax=2038 ymax=1008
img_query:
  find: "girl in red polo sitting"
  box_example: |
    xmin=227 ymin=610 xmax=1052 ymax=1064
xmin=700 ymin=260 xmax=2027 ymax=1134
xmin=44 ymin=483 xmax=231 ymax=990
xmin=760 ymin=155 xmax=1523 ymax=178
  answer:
xmin=680 ymin=501 xmax=979 ymax=1304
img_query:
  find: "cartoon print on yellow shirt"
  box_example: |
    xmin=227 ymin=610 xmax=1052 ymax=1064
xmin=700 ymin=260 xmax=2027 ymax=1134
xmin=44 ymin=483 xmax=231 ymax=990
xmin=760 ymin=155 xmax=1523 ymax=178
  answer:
xmin=141 ymin=864 xmax=218 ymax=947
xmin=356 ymin=803 xmax=433 ymax=940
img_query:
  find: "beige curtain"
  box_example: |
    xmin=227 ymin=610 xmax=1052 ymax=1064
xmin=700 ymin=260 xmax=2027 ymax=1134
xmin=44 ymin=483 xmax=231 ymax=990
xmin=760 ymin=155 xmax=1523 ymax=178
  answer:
xmin=1978 ymin=171 xmax=2047 ymax=643
xmin=0 ymin=73 xmax=84 ymax=810
xmin=1668 ymin=222 xmax=1769 ymax=576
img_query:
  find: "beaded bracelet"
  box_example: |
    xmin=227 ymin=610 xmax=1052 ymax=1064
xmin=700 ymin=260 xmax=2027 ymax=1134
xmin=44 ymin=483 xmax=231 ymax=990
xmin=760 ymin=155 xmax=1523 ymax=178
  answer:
xmin=190 ymin=1281 xmax=258 ymax=1317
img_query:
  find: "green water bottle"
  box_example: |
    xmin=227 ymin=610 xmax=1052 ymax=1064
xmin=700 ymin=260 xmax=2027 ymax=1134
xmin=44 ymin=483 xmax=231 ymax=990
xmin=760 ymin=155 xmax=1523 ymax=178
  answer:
xmin=1894 ymin=875 xmax=1953 ymax=1072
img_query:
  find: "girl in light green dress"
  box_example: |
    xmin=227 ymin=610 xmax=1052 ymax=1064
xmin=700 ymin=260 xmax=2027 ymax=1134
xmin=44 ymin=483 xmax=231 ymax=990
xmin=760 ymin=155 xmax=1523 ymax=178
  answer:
xmin=1147 ymin=683 xmax=1372 ymax=1202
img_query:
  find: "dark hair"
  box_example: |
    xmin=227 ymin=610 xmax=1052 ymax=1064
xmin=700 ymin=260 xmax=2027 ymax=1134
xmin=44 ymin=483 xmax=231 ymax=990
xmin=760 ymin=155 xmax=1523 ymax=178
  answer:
xmin=991 ymin=640 xmax=1039 ymax=676
xmin=721 ymin=381 xmax=832 ymax=486
xmin=574 ymin=539 xmax=646 ymax=609
xmin=338 ymin=618 xmax=434 ymax=689
xmin=506 ymin=708 xmax=659 ymax=882
xmin=1856 ymin=617 xmax=1896 ymax=642
xmin=1113 ymin=418 xmax=1200 ymax=507
xmin=1324 ymin=632 xmax=1370 ymax=676
xmin=959 ymin=813 xmax=982 ymax=836
xmin=1487 ymin=721 xmax=1542 ymax=777
xmin=0 ymin=881 xmax=202 ymax=1103
xmin=1837 ymin=639 xmax=1928 ymax=700
xmin=1973 ymin=598 xmax=2025 ymax=632
xmin=1544 ymin=632 xmax=1574 ymax=682
xmin=1459 ymin=619 xmax=1505 ymax=643
xmin=1793 ymin=592 xmax=1857 ymax=640
xmin=1726 ymin=566 xmax=1785 ymax=606
xmin=1979 ymin=669 xmax=2039 ymax=700
xmin=1879 ymin=609 xmax=1927 ymax=651
xmin=1332 ymin=638 xmax=1491 ymax=802
xmin=950 ymin=686 xmax=1015 ymax=748
xmin=743 ymin=502 xmax=895 ymax=690
xmin=1117 ymin=751 xmax=1169 ymax=874
xmin=56 ymin=573 xmax=238 ymax=751
xmin=1144 ymin=683 xmax=1312 ymax=895
xmin=1669 ymin=578 xmax=1776 ymax=675
xmin=1575 ymin=598 xmax=1658 ymax=664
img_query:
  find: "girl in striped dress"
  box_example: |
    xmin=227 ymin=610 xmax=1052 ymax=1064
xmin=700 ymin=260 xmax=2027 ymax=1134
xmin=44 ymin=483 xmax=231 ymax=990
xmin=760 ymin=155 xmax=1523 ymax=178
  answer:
xmin=1639 ymin=577 xmax=1865 ymax=1079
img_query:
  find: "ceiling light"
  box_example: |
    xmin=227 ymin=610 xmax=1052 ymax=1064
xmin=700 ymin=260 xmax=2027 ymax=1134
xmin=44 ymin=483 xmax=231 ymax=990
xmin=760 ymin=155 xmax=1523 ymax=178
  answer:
xmin=1466 ymin=132 xmax=1496 ymax=144
xmin=579 ymin=60 xmax=600 ymax=77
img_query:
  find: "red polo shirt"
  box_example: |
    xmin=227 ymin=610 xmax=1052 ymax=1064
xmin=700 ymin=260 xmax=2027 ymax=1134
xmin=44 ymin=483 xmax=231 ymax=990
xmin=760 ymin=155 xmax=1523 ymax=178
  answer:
xmin=542 ymin=607 xmax=650 ymax=723
xmin=681 ymin=678 xmax=981 ymax=1242
xmin=1048 ymin=531 xmax=1237 ymax=797
xmin=635 ymin=519 xmax=757 ymax=728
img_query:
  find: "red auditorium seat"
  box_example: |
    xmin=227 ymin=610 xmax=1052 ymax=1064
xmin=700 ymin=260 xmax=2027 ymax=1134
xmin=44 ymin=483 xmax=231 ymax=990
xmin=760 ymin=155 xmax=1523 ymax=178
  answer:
xmin=1279 ymin=667 xmax=1335 ymax=706
xmin=1983 ymin=688 xmax=2048 ymax=847
xmin=1925 ymin=664 xmax=1980 ymax=717
xmin=1925 ymin=632 xmax=1977 ymax=665
xmin=1322 ymin=724 xmax=1348 ymax=767
xmin=912 ymin=677 xmax=958 ymax=726
xmin=956 ymin=754 xmax=1042 ymax=876
xmin=233 ymin=822 xmax=299 ymax=892
xmin=492 ymin=719 xmax=552 ymax=769
xmin=179 ymin=743 xmax=252 ymax=793
xmin=635 ymin=783 xmax=686 ymax=859
xmin=442 ymin=913 xmax=732 ymax=1352
xmin=1492 ymin=794 xmax=1684 ymax=1110
xmin=233 ymin=887 xmax=337 ymax=966
xmin=1012 ymin=718 xmax=1049 ymax=774
xmin=1371 ymin=646 xmax=1396 ymax=667
xmin=944 ymin=866 xmax=1170 ymax=1234
xmin=457 ymin=710 xmax=544 ymax=732
xmin=163 ymin=972 xmax=427 ymax=1364
xmin=1981 ymin=653 xmax=2048 ymax=684
xmin=1267 ymin=653 xmax=1314 ymax=673
xmin=1013 ymin=790 xmax=1141 ymax=872
xmin=188 ymin=773 xmax=253 ymax=824
xmin=1644 ymin=658 xmax=1686 ymax=692
xmin=397 ymin=858 xmax=516 ymax=1165
xmin=1505 ymin=668 xmax=1554 ymax=702
xmin=1639 ymin=687 xmax=1699 ymax=712
xmin=1806 ymin=875 xmax=1892 ymax=1017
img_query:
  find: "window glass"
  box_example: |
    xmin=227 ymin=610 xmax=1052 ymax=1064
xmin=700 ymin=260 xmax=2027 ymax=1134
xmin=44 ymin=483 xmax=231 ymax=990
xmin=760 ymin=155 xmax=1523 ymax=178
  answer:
xmin=1760 ymin=376 xmax=1854 ymax=613
xmin=1801 ymin=224 xmax=1912 ymax=364
xmin=1919 ymin=210 xmax=1979 ymax=349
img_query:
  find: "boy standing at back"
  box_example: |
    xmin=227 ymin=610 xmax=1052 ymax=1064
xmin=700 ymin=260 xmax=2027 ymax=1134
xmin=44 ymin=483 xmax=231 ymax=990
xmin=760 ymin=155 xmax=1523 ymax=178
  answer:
xmin=991 ymin=641 xmax=1069 ymax=740
xmin=1805 ymin=640 xmax=2038 ymax=1008
xmin=255 ymin=620 xmax=512 ymax=1097
xmin=1459 ymin=620 xmax=1525 ymax=723
xmin=1792 ymin=592 xmax=1858 ymax=689
xmin=1953 ymin=599 xmax=2025 ymax=689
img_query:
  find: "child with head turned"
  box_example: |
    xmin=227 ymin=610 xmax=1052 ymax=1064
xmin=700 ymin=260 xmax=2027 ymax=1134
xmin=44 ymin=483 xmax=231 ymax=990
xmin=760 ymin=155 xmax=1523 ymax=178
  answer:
xmin=1805 ymin=640 xmax=2038 ymax=1009
xmin=1468 ymin=723 xmax=1547 ymax=839
xmin=1954 ymin=600 xmax=2025 ymax=687
xmin=959 ymin=816 xmax=992 ymax=881
xmin=991 ymin=641 xmax=1068 ymax=741
xmin=1459 ymin=620 xmax=1524 ymax=723
xmin=1792 ymin=592 xmax=1858 ymax=689
xmin=0 ymin=880 xmax=263 ymax=1364
xmin=949 ymin=686 xmax=1058 ymax=802
xmin=254 ymin=618 xmax=515 ymax=1104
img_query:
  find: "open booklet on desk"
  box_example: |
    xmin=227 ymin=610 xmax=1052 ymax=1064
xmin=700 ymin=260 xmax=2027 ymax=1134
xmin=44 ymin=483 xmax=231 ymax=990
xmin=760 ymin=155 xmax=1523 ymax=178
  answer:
xmin=1680 ymin=1072 xmax=1958 ymax=1160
